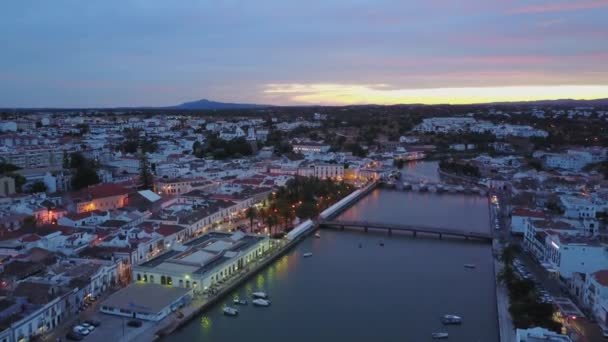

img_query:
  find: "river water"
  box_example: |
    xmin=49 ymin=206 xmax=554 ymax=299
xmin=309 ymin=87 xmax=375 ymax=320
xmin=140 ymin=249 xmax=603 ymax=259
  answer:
xmin=165 ymin=162 xmax=498 ymax=342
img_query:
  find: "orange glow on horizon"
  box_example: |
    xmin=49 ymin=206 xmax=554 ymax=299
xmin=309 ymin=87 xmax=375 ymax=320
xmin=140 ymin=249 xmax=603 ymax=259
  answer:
xmin=264 ymin=84 xmax=608 ymax=105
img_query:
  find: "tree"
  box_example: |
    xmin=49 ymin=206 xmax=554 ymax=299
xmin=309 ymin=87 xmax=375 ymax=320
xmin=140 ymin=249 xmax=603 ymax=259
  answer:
xmin=245 ymin=206 xmax=258 ymax=230
xmin=71 ymin=166 xmax=100 ymax=190
xmin=6 ymin=172 xmax=26 ymax=192
xmin=265 ymin=215 xmax=277 ymax=235
xmin=62 ymin=151 xmax=70 ymax=169
xmin=394 ymin=158 xmax=405 ymax=169
xmin=22 ymin=216 xmax=36 ymax=229
xmin=139 ymin=151 xmax=153 ymax=190
xmin=29 ymin=181 xmax=47 ymax=194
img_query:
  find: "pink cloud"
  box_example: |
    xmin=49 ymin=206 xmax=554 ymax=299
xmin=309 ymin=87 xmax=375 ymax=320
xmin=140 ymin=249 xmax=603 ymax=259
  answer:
xmin=508 ymin=0 xmax=608 ymax=14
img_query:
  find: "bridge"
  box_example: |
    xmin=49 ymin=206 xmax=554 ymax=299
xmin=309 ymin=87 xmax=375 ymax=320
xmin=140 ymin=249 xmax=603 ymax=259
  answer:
xmin=318 ymin=219 xmax=493 ymax=242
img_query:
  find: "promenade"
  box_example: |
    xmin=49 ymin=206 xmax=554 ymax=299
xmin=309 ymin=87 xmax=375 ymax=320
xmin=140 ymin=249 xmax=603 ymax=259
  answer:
xmin=493 ymin=241 xmax=516 ymax=342
xmin=129 ymin=237 xmax=299 ymax=342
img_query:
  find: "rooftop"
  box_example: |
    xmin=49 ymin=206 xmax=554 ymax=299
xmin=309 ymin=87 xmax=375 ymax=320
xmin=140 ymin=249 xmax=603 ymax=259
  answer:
xmin=101 ymin=283 xmax=190 ymax=315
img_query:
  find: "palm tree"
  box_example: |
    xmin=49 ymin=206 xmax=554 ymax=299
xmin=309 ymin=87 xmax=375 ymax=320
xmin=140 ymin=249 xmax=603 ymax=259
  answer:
xmin=265 ymin=215 xmax=277 ymax=236
xmin=500 ymin=244 xmax=519 ymax=267
xmin=245 ymin=206 xmax=257 ymax=231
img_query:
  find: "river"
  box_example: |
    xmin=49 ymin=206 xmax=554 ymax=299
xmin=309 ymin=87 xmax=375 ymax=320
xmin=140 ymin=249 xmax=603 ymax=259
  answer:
xmin=164 ymin=162 xmax=498 ymax=342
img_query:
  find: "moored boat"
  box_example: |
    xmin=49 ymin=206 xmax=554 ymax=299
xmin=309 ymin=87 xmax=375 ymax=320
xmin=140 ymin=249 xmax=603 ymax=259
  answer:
xmin=464 ymin=264 xmax=476 ymax=269
xmin=252 ymin=291 xmax=268 ymax=299
xmin=223 ymin=306 xmax=238 ymax=316
xmin=303 ymin=252 xmax=313 ymax=257
xmin=315 ymin=232 xmax=321 ymax=238
xmin=233 ymin=298 xmax=247 ymax=305
xmin=252 ymin=299 xmax=271 ymax=307
xmin=441 ymin=314 xmax=462 ymax=325
xmin=432 ymin=332 xmax=449 ymax=339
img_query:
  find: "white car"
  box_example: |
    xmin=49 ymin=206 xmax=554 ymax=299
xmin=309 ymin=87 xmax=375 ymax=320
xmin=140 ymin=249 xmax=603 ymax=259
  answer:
xmin=73 ymin=325 xmax=90 ymax=336
xmin=81 ymin=322 xmax=95 ymax=331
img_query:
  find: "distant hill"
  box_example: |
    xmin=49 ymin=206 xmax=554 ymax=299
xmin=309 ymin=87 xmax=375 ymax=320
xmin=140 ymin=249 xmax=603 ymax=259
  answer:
xmin=483 ymin=98 xmax=608 ymax=106
xmin=170 ymin=99 xmax=271 ymax=110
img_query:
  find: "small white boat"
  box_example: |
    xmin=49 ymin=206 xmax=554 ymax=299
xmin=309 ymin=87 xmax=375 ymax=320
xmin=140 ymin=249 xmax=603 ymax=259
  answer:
xmin=303 ymin=252 xmax=313 ymax=258
xmin=223 ymin=306 xmax=238 ymax=316
xmin=464 ymin=264 xmax=476 ymax=269
xmin=315 ymin=232 xmax=321 ymax=238
xmin=442 ymin=314 xmax=462 ymax=325
xmin=233 ymin=298 xmax=247 ymax=305
xmin=252 ymin=291 xmax=268 ymax=299
xmin=432 ymin=332 xmax=449 ymax=339
xmin=252 ymin=299 xmax=271 ymax=307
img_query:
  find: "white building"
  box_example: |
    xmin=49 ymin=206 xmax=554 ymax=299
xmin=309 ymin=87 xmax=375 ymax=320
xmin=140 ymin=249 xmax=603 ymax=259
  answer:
xmin=132 ymin=231 xmax=270 ymax=293
xmin=544 ymin=233 xmax=608 ymax=279
xmin=515 ymin=327 xmax=571 ymax=341
xmin=583 ymin=270 xmax=608 ymax=326
xmin=510 ymin=208 xmax=546 ymax=235
xmin=560 ymin=195 xmax=596 ymax=220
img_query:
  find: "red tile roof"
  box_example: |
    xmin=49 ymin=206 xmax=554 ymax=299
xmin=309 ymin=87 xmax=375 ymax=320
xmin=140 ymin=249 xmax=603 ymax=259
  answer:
xmin=71 ymin=183 xmax=130 ymax=201
xmin=593 ymin=270 xmax=608 ymax=287
xmin=21 ymin=234 xmax=41 ymax=242
xmin=512 ymin=208 xmax=546 ymax=218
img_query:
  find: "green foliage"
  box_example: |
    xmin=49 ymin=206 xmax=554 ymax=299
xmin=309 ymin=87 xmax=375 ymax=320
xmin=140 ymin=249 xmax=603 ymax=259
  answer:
xmin=345 ymin=143 xmax=366 ymax=157
xmin=438 ymin=160 xmax=480 ymax=178
xmin=139 ymin=152 xmax=153 ymax=190
xmin=6 ymin=172 xmax=26 ymax=192
xmin=117 ymin=128 xmax=158 ymax=153
xmin=394 ymin=158 xmax=405 ymax=169
xmin=265 ymin=177 xmax=354 ymax=229
xmin=245 ymin=206 xmax=258 ymax=229
xmin=0 ymin=162 xmax=21 ymax=174
xmin=29 ymin=181 xmax=47 ymax=193
xmin=69 ymin=152 xmax=100 ymax=190
xmin=528 ymin=159 xmax=543 ymax=171
xmin=265 ymin=130 xmax=292 ymax=155
xmin=498 ymin=245 xmax=560 ymax=332
xmin=195 ymin=135 xmax=253 ymax=159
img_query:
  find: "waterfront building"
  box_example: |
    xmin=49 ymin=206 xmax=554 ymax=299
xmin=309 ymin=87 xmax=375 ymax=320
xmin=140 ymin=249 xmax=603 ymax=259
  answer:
xmin=132 ymin=231 xmax=270 ymax=293
xmin=100 ymin=283 xmax=192 ymax=321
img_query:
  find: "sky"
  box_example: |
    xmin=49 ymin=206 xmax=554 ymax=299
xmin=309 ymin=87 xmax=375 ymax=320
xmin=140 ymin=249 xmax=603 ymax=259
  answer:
xmin=0 ymin=0 xmax=607 ymax=107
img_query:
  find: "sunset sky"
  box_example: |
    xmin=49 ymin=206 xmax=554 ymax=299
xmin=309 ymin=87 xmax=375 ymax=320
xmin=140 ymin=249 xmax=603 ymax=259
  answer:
xmin=1 ymin=0 xmax=607 ymax=107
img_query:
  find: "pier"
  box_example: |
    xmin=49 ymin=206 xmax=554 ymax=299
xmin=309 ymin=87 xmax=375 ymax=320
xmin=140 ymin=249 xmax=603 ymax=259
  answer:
xmin=319 ymin=219 xmax=493 ymax=242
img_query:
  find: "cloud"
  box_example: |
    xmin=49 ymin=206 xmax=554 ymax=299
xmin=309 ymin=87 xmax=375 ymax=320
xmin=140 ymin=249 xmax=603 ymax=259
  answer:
xmin=263 ymin=84 xmax=608 ymax=105
xmin=508 ymin=0 xmax=608 ymax=14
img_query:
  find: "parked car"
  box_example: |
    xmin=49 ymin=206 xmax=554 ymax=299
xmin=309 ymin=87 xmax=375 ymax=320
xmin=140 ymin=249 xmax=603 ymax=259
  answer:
xmin=127 ymin=319 xmax=143 ymax=327
xmin=602 ymin=328 xmax=608 ymax=338
xmin=84 ymin=319 xmax=101 ymax=327
xmin=81 ymin=322 xmax=95 ymax=331
xmin=73 ymin=325 xmax=90 ymax=336
xmin=66 ymin=332 xmax=84 ymax=341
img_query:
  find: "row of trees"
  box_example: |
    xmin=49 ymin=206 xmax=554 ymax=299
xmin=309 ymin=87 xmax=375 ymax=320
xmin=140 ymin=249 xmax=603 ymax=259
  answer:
xmin=116 ymin=128 xmax=158 ymax=154
xmin=498 ymin=245 xmax=561 ymax=332
xmin=244 ymin=177 xmax=354 ymax=235
xmin=438 ymin=160 xmax=481 ymax=178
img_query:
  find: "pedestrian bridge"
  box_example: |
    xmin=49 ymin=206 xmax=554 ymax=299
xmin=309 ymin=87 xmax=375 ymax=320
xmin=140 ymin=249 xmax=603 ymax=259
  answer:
xmin=318 ymin=219 xmax=493 ymax=242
